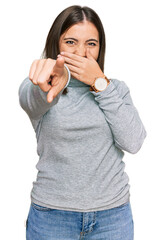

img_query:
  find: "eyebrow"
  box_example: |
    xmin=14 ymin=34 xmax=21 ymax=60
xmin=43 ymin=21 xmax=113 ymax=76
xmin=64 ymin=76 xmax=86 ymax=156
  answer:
xmin=64 ymin=38 xmax=78 ymax=42
xmin=63 ymin=37 xmax=98 ymax=43
xmin=86 ymin=39 xmax=99 ymax=43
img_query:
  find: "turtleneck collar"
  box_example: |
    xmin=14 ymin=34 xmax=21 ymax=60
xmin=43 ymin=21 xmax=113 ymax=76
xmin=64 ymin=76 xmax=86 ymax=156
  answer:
xmin=67 ymin=78 xmax=90 ymax=88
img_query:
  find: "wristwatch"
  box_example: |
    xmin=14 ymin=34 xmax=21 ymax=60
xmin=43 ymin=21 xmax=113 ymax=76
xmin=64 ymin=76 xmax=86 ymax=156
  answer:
xmin=89 ymin=76 xmax=110 ymax=92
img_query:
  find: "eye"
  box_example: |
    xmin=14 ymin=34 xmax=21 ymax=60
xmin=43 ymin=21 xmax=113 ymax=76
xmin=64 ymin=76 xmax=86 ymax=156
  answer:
xmin=66 ymin=40 xmax=75 ymax=45
xmin=88 ymin=42 xmax=97 ymax=46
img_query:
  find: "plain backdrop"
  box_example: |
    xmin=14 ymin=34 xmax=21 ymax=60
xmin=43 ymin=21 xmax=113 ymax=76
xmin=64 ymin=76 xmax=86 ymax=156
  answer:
xmin=1 ymin=0 xmax=165 ymax=239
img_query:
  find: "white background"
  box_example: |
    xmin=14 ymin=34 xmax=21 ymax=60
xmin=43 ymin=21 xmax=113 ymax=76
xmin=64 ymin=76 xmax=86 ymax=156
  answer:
xmin=1 ymin=0 xmax=165 ymax=239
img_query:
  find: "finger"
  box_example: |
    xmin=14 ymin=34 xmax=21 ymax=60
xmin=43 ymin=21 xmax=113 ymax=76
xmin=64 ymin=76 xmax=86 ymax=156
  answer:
xmin=47 ymin=85 xmax=59 ymax=103
xmin=37 ymin=59 xmax=56 ymax=92
xmin=65 ymin=63 xmax=80 ymax=75
xmin=60 ymin=52 xmax=84 ymax=63
xmin=62 ymin=55 xmax=81 ymax=68
xmin=29 ymin=59 xmax=39 ymax=83
xmin=53 ymin=56 xmax=65 ymax=77
xmin=33 ymin=59 xmax=47 ymax=84
xmin=64 ymin=64 xmax=81 ymax=81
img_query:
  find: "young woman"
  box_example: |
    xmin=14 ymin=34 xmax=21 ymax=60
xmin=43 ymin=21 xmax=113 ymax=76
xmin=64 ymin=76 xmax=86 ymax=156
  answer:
xmin=19 ymin=5 xmax=146 ymax=240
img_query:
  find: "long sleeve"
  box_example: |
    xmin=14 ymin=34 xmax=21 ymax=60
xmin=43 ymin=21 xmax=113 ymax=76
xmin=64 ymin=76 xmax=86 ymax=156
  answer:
xmin=18 ymin=66 xmax=71 ymax=122
xmin=91 ymin=78 xmax=147 ymax=154
xmin=18 ymin=77 xmax=63 ymax=120
xmin=18 ymin=65 xmax=71 ymax=121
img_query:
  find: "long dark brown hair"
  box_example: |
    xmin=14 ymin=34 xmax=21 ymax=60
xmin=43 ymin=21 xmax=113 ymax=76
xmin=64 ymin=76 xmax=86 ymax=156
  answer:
xmin=41 ymin=5 xmax=106 ymax=94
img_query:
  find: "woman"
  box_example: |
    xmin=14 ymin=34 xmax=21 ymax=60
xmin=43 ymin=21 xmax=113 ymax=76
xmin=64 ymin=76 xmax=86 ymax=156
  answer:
xmin=19 ymin=5 xmax=146 ymax=240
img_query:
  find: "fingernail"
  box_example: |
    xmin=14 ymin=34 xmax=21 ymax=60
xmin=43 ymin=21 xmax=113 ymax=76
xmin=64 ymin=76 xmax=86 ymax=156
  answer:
xmin=60 ymin=52 xmax=64 ymax=55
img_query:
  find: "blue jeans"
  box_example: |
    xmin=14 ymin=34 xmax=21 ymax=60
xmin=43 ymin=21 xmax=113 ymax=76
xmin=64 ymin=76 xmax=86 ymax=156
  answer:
xmin=26 ymin=201 xmax=134 ymax=240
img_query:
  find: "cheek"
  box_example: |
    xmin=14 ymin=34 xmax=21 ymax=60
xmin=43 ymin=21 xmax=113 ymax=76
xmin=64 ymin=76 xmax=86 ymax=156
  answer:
xmin=59 ymin=43 xmax=75 ymax=54
xmin=59 ymin=44 xmax=66 ymax=52
xmin=90 ymin=48 xmax=100 ymax=60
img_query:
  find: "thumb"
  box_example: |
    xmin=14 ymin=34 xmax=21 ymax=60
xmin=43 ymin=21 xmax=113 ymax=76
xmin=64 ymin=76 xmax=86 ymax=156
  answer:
xmin=47 ymin=85 xmax=58 ymax=103
xmin=86 ymin=48 xmax=94 ymax=60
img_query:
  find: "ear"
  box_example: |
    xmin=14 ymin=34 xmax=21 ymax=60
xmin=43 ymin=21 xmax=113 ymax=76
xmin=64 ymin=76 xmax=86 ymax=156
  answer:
xmin=86 ymin=48 xmax=94 ymax=60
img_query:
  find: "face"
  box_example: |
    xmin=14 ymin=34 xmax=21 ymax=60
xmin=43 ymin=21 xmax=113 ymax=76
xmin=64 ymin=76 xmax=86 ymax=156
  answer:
xmin=59 ymin=21 xmax=100 ymax=60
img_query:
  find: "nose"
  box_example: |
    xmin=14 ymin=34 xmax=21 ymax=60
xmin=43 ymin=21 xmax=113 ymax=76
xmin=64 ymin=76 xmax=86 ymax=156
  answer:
xmin=74 ymin=45 xmax=87 ymax=57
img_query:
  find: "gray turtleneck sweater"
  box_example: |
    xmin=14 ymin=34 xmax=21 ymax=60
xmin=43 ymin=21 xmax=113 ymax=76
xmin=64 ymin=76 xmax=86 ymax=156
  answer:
xmin=18 ymin=75 xmax=146 ymax=212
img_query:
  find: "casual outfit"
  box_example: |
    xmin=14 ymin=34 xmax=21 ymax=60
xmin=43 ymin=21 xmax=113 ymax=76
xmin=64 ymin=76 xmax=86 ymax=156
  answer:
xmin=18 ymin=72 xmax=146 ymax=239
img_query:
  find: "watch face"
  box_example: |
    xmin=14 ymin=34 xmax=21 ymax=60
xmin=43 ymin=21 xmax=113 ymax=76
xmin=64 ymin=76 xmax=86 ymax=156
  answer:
xmin=95 ymin=78 xmax=107 ymax=91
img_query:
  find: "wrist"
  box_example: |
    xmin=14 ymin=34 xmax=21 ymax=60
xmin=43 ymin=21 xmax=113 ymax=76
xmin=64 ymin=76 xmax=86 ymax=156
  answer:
xmin=90 ymin=75 xmax=110 ymax=92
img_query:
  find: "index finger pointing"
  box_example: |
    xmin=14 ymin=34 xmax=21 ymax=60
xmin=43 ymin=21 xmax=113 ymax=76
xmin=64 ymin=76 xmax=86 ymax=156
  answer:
xmin=53 ymin=56 xmax=65 ymax=76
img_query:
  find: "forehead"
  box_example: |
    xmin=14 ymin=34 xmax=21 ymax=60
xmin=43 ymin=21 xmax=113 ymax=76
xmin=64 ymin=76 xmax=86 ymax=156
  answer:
xmin=61 ymin=21 xmax=99 ymax=39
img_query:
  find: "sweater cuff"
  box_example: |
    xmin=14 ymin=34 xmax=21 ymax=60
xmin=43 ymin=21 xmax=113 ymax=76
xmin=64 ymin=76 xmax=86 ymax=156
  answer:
xmin=64 ymin=64 xmax=71 ymax=88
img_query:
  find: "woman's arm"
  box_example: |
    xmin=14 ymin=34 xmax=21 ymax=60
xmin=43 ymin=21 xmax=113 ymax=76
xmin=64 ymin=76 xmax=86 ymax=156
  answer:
xmin=18 ymin=58 xmax=70 ymax=120
xmin=60 ymin=51 xmax=146 ymax=153
xmin=19 ymin=77 xmax=63 ymax=120
xmin=91 ymin=79 xmax=147 ymax=154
